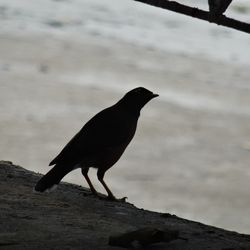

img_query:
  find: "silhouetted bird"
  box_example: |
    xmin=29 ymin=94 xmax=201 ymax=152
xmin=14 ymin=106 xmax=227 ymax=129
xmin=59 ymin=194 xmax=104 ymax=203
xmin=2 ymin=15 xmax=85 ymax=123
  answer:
xmin=208 ymin=0 xmax=232 ymax=17
xmin=35 ymin=87 xmax=158 ymax=200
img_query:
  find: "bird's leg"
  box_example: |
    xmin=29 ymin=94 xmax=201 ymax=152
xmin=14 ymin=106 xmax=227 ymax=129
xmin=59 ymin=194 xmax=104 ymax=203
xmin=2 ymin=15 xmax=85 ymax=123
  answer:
xmin=81 ymin=168 xmax=98 ymax=196
xmin=97 ymin=170 xmax=116 ymax=200
xmin=97 ymin=170 xmax=126 ymax=202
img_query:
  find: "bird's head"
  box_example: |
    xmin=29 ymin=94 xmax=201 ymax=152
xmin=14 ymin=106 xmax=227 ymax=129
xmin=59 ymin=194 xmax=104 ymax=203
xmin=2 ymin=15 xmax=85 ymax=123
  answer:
xmin=118 ymin=87 xmax=159 ymax=112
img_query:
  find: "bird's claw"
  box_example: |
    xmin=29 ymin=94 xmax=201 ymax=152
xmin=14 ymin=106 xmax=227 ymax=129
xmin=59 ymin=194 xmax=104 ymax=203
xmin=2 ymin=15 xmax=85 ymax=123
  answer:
xmin=119 ymin=196 xmax=127 ymax=202
xmin=106 ymin=195 xmax=127 ymax=202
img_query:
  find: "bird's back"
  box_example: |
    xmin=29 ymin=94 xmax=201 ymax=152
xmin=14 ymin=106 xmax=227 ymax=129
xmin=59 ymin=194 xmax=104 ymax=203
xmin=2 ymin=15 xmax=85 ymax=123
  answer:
xmin=49 ymin=103 xmax=139 ymax=167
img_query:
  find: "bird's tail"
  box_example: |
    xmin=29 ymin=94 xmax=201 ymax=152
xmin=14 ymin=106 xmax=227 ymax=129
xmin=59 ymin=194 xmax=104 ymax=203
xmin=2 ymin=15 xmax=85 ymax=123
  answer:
xmin=34 ymin=164 xmax=70 ymax=192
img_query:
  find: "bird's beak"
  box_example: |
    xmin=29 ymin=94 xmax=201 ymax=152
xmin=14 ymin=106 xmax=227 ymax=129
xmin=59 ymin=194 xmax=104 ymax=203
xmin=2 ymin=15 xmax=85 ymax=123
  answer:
xmin=151 ymin=93 xmax=159 ymax=98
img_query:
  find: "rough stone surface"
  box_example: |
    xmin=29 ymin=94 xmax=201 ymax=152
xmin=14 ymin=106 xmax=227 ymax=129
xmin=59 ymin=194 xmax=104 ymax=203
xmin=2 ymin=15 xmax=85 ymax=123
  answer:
xmin=1 ymin=161 xmax=250 ymax=250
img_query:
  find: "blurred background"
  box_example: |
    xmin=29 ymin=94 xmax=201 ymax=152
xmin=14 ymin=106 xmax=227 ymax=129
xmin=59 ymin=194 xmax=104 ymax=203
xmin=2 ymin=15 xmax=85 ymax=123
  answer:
xmin=1 ymin=0 xmax=250 ymax=233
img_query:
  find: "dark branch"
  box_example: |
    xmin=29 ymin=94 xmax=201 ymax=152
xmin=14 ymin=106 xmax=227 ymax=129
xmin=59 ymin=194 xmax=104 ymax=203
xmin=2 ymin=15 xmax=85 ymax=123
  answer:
xmin=134 ymin=0 xmax=250 ymax=34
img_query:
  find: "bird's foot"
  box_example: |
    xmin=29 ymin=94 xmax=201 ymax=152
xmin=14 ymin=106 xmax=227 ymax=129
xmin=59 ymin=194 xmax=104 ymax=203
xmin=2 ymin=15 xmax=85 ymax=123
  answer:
xmin=118 ymin=196 xmax=127 ymax=202
xmin=106 ymin=195 xmax=127 ymax=202
xmin=85 ymin=188 xmax=100 ymax=198
xmin=90 ymin=192 xmax=99 ymax=198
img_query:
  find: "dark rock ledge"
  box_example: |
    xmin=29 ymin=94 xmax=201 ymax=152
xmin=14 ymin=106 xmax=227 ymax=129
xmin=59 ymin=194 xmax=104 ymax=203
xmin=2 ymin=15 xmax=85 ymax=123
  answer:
xmin=0 ymin=161 xmax=250 ymax=250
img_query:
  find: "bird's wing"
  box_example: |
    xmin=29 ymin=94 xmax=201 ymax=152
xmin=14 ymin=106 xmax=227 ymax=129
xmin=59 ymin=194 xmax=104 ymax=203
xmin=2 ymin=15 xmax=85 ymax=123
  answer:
xmin=49 ymin=106 xmax=137 ymax=166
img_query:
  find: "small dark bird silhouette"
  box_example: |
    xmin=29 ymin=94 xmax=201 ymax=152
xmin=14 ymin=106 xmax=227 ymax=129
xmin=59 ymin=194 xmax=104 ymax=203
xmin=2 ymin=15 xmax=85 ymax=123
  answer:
xmin=208 ymin=0 xmax=232 ymax=17
xmin=35 ymin=87 xmax=158 ymax=200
